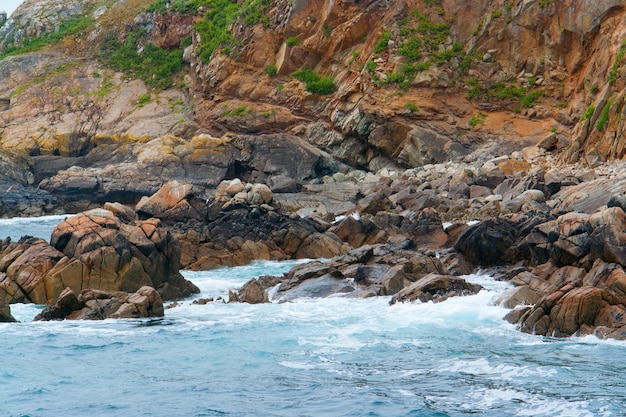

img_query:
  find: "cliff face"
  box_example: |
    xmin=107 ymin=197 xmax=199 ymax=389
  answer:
xmin=1 ymin=0 xmax=626 ymax=207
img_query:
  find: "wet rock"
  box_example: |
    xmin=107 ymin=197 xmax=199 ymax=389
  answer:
xmin=230 ymin=275 xmax=283 ymax=304
xmin=390 ymin=273 xmax=483 ymax=304
xmin=34 ymin=286 xmax=164 ymax=321
xmin=0 ymin=302 xmax=16 ymax=322
xmin=273 ymin=242 xmax=444 ymax=300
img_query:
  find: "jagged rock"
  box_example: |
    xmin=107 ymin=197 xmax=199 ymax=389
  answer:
xmin=273 ymin=242 xmax=444 ymax=301
xmin=0 ymin=238 xmax=64 ymax=304
xmin=328 ymin=215 xmax=387 ymax=247
xmin=34 ymin=286 xmax=164 ymax=321
xmin=389 ymin=273 xmax=483 ymax=304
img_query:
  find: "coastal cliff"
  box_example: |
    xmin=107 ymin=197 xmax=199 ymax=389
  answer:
xmin=3 ymin=0 xmax=626 ymax=211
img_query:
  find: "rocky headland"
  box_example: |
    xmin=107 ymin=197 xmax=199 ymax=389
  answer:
xmin=2 ymin=0 xmax=626 ymax=338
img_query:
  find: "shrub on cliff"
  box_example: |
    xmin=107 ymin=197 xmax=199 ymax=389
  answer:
xmin=293 ymin=69 xmax=337 ymax=95
xmin=98 ymin=30 xmax=184 ymax=89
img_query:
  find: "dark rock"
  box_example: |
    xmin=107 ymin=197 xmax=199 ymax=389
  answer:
xmin=454 ymin=218 xmax=517 ymax=266
xmin=390 ymin=273 xmax=483 ymax=304
xmin=0 ymin=302 xmax=16 ymax=322
xmin=607 ymin=194 xmax=626 ymax=211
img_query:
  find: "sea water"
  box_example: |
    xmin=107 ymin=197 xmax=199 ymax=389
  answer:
xmin=0 ymin=217 xmax=625 ymax=416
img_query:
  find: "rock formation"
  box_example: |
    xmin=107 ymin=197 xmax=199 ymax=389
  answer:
xmin=0 ymin=208 xmax=199 ymax=306
xmin=35 ymin=286 xmax=165 ymax=321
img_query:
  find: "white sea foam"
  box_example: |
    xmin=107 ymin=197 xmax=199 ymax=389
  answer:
xmin=1 ymin=251 xmax=624 ymax=415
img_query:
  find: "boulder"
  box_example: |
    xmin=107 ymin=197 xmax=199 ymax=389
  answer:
xmin=43 ymin=208 xmax=199 ymax=302
xmin=454 ymin=218 xmax=517 ymax=266
xmin=229 ymin=275 xmax=283 ymax=304
xmin=514 ymin=262 xmax=626 ymax=339
xmin=390 ymin=273 xmax=483 ymax=304
xmin=34 ymin=286 xmax=165 ymax=321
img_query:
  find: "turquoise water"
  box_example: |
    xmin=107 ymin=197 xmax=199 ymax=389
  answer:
xmin=1 ymin=218 xmax=625 ymax=416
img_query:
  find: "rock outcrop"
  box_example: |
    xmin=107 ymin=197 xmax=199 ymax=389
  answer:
xmin=144 ymin=179 xmax=351 ymax=269
xmin=390 ymin=274 xmax=483 ymax=305
xmin=0 ymin=208 xmax=199 ymax=305
xmin=35 ymin=285 xmax=165 ymax=321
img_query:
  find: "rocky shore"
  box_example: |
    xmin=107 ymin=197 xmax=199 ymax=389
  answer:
xmin=3 ymin=153 xmax=626 ymax=341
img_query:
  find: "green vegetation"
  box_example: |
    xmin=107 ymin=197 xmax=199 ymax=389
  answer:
xmin=466 ymin=78 xmax=547 ymax=108
xmin=98 ymin=30 xmax=184 ymax=89
xmin=470 ymin=112 xmax=486 ymax=128
xmin=151 ymin=0 xmax=272 ymax=63
xmin=0 ymin=15 xmax=94 ymax=60
xmin=286 ymin=36 xmax=300 ymax=46
xmin=365 ymin=60 xmax=377 ymax=73
xmin=491 ymin=10 xmax=502 ymax=19
xmin=582 ymin=105 xmax=595 ymax=121
xmin=609 ymin=40 xmax=626 ymax=84
xmin=538 ymin=0 xmax=555 ymax=7
xmin=292 ymin=69 xmax=337 ymax=95
xmin=405 ymin=102 xmax=419 ymax=112
xmin=222 ymin=105 xmax=251 ymax=117
xmin=137 ymin=93 xmax=152 ymax=107
xmin=520 ymin=89 xmax=546 ymax=108
xmin=265 ymin=65 xmax=277 ymax=76
xmin=95 ymin=78 xmax=115 ymax=99
xmin=374 ymin=29 xmax=392 ymax=54
xmin=597 ymin=100 xmax=614 ymax=131
xmin=148 ymin=0 xmax=206 ymax=13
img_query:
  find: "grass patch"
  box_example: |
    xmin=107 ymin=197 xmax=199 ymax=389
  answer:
xmin=137 ymin=93 xmax=151 ymax=107
xmin=222 ymin=105 xmax=251 ymax=117
xmin=286 ymin=36 xmax=300 ymax=46
xmin=98 ymin=29 xmax=184 ymax=89
xmin=609 ymin=40 xmax=626 ymax=84
xmin=265 ymin=65 xmax=277 ymax=76
xmin=0 ymin=15 xmax=94 ymax=60
xmin=582 ymin=105 xmax=595 ymax=121
xmin=374 ymin=29 xmax=392 ymax=54
xmin=596 ymin=100 xmax=614 ymax=131
xmin=292 ymin=69 xmax=336 ymax=94
xmin=470 ymin=112 xmax=486 ymax=128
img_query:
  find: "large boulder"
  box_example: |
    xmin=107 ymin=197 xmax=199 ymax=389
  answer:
xmin=0 ymin=208 xmax=198 ymax=305
xmin=49 ymin=208 xmax=198 ymax=301
xmin=454 ymin=218 xmax=517 ymax=266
